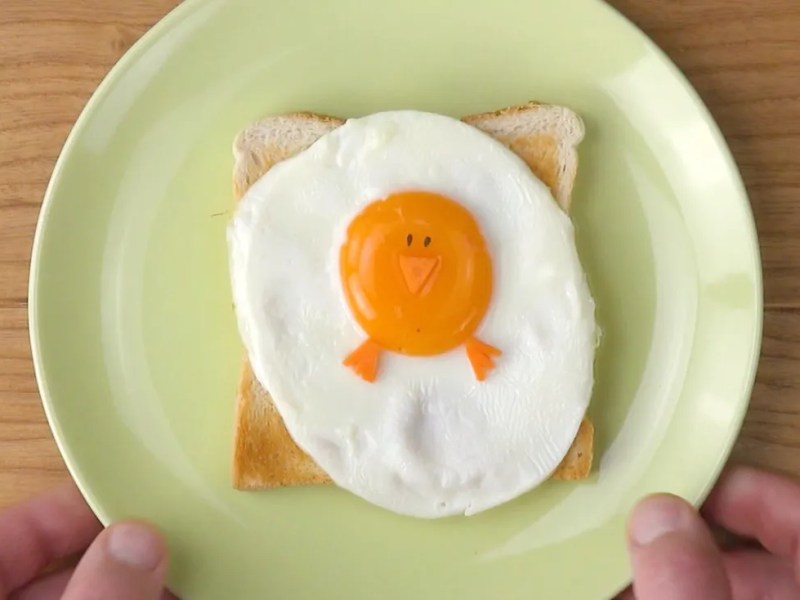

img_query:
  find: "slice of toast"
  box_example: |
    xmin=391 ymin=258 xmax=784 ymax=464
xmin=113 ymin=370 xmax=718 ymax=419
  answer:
xmin=231 ymin=103 xmax=594 ymax=490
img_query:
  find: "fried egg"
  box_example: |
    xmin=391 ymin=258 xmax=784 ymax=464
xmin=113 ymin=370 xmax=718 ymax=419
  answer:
xmin=228 ymin=111 xmax=596 ymax=518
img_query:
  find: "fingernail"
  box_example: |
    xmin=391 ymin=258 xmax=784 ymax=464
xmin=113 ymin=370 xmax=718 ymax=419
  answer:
xmin=629 ymin=495 xmax=693 ymax=546
xmin=107 ymin=523 xmax=164 ymax=570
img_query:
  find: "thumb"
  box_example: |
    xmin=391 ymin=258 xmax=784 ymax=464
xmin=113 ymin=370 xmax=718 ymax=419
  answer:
xmin=62 ymin=521 xmax=168 ymax=600
xmin=627 ymin=494 xmax=730 ymax=600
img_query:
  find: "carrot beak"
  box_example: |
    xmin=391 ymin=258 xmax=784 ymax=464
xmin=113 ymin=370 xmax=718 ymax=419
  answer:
xmin=398 ymin=255 xmax=441 ymax=296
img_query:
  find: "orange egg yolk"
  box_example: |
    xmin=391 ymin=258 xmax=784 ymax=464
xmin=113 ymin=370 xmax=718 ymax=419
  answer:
xmin=339 ymin=191 xmax=493 ymax=356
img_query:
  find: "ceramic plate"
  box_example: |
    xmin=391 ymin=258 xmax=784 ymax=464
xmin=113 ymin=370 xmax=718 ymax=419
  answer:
xmin=29 ymin=0 xmax=762 ymax=597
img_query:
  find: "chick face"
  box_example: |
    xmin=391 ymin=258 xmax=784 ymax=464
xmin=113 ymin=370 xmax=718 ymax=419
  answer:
xmin=340 ymin=191 xmax=493 ymax=356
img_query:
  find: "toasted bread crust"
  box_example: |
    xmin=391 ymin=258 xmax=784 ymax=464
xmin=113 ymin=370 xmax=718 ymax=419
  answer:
xmin=463 ymin=101 xmax=584 ymax=211
xmin=233 ymin=360 xmax=332 ymax=488
xmin=232 ymin=104 xmax=593 ymax=490
xmin=232 ymin=112 xmax=345 ymax=199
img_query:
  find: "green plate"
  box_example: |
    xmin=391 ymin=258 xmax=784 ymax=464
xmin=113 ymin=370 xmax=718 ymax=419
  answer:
xmin=29 ymin=0 xmax=762 ymax=597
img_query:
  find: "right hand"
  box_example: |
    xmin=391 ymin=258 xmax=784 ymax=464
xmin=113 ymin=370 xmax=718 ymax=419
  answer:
xmin=619 ymin=466 xmax=800 ymax=599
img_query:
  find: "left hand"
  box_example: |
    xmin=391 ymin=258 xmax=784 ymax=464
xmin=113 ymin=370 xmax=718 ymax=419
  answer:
xmin=0 ymin=481 xmax=171 ymax=600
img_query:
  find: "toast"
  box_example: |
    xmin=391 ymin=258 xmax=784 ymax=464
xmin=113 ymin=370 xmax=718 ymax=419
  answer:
xmin=231 ymin=103 xmax=594 ymax=490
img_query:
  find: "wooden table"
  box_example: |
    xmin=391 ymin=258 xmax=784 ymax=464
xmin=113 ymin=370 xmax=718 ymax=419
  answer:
xmin=0 ymin=0 xmax=798 ymax=511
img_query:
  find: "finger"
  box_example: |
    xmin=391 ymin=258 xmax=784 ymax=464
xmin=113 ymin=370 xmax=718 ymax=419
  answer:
xmin=704 ymin=467 xmax=800 ymax=563
xmin=614 ymin=586 xmax=635 ymax=599
xmin=723 ymin=550 xmax=800 ymax=600
xmin=61 ymin=521 xmax=168 ymax=600
xmin=627 ymin=494 xmax=731 ymax=600
xmin=9 ymin=569 xmax=178 ymax=600
xmin=9 ymin=569 xmax=73 ymax=600
xmin=0 ymin=481 xmax=102 ymax=596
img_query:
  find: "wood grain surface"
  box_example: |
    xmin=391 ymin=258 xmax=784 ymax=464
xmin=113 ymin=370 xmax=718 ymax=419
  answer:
xmin=0 ymin=0 xmax=798 ymax=513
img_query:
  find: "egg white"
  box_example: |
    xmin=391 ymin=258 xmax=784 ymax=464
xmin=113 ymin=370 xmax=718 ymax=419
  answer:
xmin=228 ymin=111 xmax=596 ymax=518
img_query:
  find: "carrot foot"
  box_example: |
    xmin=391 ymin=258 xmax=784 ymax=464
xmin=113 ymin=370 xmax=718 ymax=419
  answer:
xmin=343 ymin=339 xmax=382 ymax=382
xmin=465 ymin=337 xmax=502 ymax=381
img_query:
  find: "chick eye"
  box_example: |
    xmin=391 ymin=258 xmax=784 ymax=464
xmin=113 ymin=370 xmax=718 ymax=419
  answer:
xmin=406 ymin=234 xmax=413 ymax=247
xmin=424 ymin=236 xmax=432 ymax=247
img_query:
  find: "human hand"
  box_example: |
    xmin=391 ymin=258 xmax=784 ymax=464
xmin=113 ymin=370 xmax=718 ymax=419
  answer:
xmin=619 ymin=466 xmax=800 ymax=599
xmin=0 ymin=481 xmax=171 ymax=599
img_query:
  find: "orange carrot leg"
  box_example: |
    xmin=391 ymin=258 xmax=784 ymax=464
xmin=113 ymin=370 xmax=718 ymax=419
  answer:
xmin=465 ymin=337 xmax=502 ymax=381
xmin=343 ymin=339 xmax=383 ymax=382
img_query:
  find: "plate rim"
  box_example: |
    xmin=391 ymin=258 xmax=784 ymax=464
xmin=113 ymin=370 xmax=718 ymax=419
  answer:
xmin=27 ymin=0 xmax=764 ymax=595
xmin=602 ymin=0 xmax=765 ymax=505
xmin=28 ymin=0 xmax=202 ymax=522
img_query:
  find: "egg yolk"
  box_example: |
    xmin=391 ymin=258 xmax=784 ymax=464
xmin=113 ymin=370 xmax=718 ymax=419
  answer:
xmin=340 ymin=191 xmax=493 ymax=356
